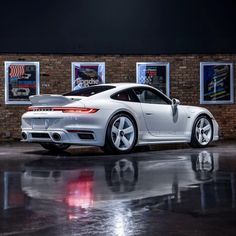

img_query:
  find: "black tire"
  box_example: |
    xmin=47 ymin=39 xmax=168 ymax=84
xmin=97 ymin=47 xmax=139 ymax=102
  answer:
xmin=103 ymin=113 xmax=137 ymax=154
xmin=40 ymin=143 xmax=70 ymax=151
xmin=189 ymin=115 xmax=213 ymax=148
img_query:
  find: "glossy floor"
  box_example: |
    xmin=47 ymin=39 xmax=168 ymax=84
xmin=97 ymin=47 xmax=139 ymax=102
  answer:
xmin=0 ymin=141 xmax=236 ymax=235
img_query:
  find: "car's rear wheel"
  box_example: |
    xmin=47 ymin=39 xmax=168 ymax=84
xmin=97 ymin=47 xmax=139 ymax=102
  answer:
xmin=189 ymin=115 xmax=213 ymax=148
xmin=103 ymin=113 xmax=137 ymax=154
xmin=40 ymin=143 xmax=70 ymax=151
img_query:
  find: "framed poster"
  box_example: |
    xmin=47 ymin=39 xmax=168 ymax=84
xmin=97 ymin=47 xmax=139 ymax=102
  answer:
xmin=200 ymin=62 xmax=234 ymax=104
xmin=136 ymin=62 xmax=170 ymax=96
xmin=71 ymin=62 xmax=105 ymax=90
xmin=5 ymin=61 xmax=40 ymax=105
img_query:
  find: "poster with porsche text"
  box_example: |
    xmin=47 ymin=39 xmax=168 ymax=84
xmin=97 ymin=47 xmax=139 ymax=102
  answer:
xmin=200 ymin=62 xmax=234 ymax=104
xmin=71 ymin=62 xmax=105 ymax=91
xmin=136 ymin=62 xmax=170 ymax=96
xmin=5 ymin=61 xmax=40 ymax=105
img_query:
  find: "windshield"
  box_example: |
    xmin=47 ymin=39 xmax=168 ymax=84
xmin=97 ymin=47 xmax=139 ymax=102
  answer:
xmin=64 ymin=85 xmax=115 ymax=97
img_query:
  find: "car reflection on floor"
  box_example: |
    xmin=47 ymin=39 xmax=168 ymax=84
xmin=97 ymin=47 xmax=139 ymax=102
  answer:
xmin=191 ymin=150 xmax=218 ymax=181
xmin=2 ymin=149 xmax=236 ymax=235
xmin=21 ymin=151 xmax=219 ymax=211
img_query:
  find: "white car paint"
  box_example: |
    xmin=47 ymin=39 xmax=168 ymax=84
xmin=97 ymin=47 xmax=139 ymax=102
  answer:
xmin=21 ymin=83 xmax=219 ymax=149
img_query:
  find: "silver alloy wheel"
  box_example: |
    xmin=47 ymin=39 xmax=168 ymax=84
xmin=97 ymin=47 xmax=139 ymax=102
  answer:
xmin=111 ymin=159 xmax=135 ymax=189
xmin=111 ymin=116 xmax=135 ymax=151
xmin=195 ymin=117 xmax=212 ymax=145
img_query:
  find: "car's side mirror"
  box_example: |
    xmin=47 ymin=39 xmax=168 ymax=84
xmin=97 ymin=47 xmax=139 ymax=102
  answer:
xmin=171 ymin=98 xmax=180 ymax=117
xmin=172 ymin=98 xmax=180 ymax=107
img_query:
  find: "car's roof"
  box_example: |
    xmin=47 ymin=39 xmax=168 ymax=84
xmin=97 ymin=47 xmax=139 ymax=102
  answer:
xmin=105 ymin=82 xmax=152 ymax=90
xmin=106 ymin=82 xmax=149 ymax=87
xmin=88 ymin=83 xmax=170 ymax=100
xmin=65 ymin=83 xmax=170 ymax=101
xmin=94 ymin=83 xmax=153 ymax=96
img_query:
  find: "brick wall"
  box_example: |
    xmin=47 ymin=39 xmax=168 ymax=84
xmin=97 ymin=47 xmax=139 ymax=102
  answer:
xmin=0 ymin=54 xmax=236 ymax=140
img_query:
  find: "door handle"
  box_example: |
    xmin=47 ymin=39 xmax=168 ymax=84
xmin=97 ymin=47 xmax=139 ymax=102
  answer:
xmin=145 ymin=112 xmax=153 ymax=115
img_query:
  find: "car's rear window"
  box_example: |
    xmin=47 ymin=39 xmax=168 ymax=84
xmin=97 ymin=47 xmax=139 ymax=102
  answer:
xmin=64 ymin=85 xmax=115 ymax=97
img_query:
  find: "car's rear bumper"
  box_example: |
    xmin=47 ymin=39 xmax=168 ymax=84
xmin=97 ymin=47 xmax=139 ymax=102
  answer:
xmin=21 ymin=112 xmax=107 ymax=146
xmin=21 ymin=128 xmax=105 ymax=146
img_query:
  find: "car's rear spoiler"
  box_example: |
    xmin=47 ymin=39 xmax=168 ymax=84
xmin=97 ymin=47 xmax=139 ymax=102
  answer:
xmin=29 ymin=95 xmax=77 ymax=106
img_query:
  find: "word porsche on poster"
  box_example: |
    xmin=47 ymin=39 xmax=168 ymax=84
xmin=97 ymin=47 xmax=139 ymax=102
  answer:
xmin=5 ymin=61 xmax=40 ymax=105
xmin=136 ymin=62 xmax=170 ymax=96
xmin=71 ymin=62 xmax=105 ymax=90
xmin=200 ymin=62 xmax=234 ymax=104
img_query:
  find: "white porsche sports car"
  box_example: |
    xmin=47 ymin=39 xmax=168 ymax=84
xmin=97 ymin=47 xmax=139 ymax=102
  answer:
xmin=21 ymin=83 xmax=219 ymax=153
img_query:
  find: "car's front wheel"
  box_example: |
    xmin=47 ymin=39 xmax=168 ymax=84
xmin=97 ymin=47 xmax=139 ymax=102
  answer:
xmin=103 ymin=113 xmax=137 ymax=154
xmin=189 ymin=115 xmax=213 ymax=148
xmin=40 ymin=143 xmax=70 ymax=151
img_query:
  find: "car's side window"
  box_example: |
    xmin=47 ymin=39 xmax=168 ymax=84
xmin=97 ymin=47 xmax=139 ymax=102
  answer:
xmin=133 ymin=88 xmax=170 ymax=105
xmin=111 ymin=89 xmax=139 ymax=102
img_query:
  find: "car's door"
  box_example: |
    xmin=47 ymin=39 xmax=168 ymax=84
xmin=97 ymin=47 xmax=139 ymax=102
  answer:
xmin=133 ymin=87 xmax=188 ymax=140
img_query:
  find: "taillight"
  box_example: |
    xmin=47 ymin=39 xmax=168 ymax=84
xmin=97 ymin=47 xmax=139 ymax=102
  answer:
xmin=27 ymin=106 xmax=99 ymax=113
xmin=59 ymin=107 xmax=98 ymax=113
xmin=27 ymin=107 xmax=53 ymax=112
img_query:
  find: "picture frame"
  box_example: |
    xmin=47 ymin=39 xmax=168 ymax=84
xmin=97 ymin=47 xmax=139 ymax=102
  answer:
xmin=71 ymin=62 xmax=105 ymax=91
xmin=5 ymin=61 xmax=40 ymax=105
xmin=136 ymin=62 xmax=170 ymax=96
xmin=200 ymin=62 xmax=234 ymax=104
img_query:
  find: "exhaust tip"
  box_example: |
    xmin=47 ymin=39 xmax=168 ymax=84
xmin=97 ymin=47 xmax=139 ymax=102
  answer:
xmin=52 ymin=133 xmax=61 ymax=141
xmin=22 ymin=132 xmax=27 ymax=140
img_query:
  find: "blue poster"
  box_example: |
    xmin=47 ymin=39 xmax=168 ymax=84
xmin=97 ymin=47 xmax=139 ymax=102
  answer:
xmin=203 ymin=65 xmax=231 ymax=102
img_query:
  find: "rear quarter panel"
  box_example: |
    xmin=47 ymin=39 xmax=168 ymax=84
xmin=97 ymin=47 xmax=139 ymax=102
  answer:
xmin=82 ymin=98 xmax=146 ymax=139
